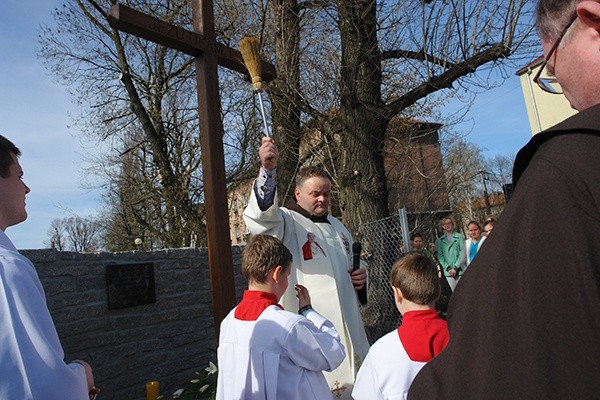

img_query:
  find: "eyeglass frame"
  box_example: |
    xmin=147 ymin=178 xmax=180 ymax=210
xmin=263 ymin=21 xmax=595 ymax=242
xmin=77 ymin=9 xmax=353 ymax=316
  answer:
xmin=89 ymin=386 xmax=100 ymax=400
xmin=533 ymin=14 xmax=578 ymax=94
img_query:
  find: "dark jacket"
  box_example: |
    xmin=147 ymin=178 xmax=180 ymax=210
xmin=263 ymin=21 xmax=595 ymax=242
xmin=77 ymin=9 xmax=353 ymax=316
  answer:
xmin=408 ymin=103 xmax=600 ymax=399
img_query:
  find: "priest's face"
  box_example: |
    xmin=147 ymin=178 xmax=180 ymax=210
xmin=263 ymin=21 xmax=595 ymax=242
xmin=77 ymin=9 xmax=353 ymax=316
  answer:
xmin=295 ymin=176 xmax=331 ymax=217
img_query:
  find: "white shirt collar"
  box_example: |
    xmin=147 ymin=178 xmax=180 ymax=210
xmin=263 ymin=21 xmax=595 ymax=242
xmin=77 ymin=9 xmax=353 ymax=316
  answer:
xmin=0 ymin=229 xmax=18 ymax=251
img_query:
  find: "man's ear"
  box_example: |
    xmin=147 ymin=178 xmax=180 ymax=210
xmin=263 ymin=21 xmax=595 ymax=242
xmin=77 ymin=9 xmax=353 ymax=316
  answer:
xmin=578 ymin=1 xmax=600 ymax=30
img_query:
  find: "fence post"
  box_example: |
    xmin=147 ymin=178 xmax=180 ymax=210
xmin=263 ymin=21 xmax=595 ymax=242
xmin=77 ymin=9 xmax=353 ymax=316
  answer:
xmin=399 ymin=207 xmax=411 ymax=252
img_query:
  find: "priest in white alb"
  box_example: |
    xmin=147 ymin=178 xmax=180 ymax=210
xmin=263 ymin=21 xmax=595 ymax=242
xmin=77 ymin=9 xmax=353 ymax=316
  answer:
xmin=243 ymin=137 xmax=370 ymax=398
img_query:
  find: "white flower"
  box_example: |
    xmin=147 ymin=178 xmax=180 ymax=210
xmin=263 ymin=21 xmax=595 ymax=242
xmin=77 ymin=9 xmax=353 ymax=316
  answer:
xmin=205 ymin=361 xmax=218 ymax=375
xmin=199 ymin=384 xmax=210 ymax=393
xmin=172 ymin=388 xmax=184 ymax=398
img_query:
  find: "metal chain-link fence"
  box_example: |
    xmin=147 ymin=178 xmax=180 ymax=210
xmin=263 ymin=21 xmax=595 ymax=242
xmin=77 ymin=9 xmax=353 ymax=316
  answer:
xmin=357 ymin=212 xmax=406 ymax=344
xmin=358 ymin=210 xmax=450 ymax=344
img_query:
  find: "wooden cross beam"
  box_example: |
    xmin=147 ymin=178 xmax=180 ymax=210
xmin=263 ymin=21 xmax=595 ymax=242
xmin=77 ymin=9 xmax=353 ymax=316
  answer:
xmin=106 ymin=4 xmax=276 ymax=80
xmin=107 ymin=1 xmax=276 ymax=336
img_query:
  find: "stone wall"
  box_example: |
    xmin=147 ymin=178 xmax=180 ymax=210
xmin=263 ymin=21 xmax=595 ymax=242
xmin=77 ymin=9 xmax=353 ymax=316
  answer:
xmin=23 ymin=246 xmax=246 ymax=400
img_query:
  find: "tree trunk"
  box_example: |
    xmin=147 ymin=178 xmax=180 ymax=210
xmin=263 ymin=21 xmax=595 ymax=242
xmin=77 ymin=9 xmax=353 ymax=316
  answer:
xmin=111 ymin=27 xmax=204 ymax=248
xmin=269 ymin=0 xmax=302 ymax=203
xmin=335 ymin=0 xmax=389 ymax=233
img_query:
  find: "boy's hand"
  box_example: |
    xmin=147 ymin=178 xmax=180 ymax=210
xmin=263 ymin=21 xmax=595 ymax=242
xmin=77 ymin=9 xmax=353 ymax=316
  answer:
xmin=295 ymin=284 xmax=311 ymax=309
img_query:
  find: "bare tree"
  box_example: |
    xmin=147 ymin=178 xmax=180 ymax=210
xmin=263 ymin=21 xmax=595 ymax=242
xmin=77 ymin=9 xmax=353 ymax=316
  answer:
xmin=486 ymin=153 xmax=514 ymax=193
xmin=46 ymin=216 xmax=103 ymax=252
xmin=38 ymin=0 xmax=267 ymax=248
xmin=38 ymin=0 xmax=536 ymax=244
xmin=46 ymin=218 xmax=67 ymax=251
xmin=266 ymin=0 xmax=536 ymax=231
xmin=441 ymin=134 xmax=486 ymax=219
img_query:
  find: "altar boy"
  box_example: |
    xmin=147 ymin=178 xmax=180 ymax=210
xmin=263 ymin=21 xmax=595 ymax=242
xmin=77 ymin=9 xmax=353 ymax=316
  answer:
xmin=352 ymin=251 xmax=449 ymax=400
xmin=216 ymin=235 xmax=346 ymax=399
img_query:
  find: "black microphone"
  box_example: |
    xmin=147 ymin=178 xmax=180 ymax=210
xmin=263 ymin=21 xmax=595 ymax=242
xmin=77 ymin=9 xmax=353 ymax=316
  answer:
xmin=352 ymin=242 xmax=368 ymax=305
xmin=352 ymin=242 xmax=361 ymax=271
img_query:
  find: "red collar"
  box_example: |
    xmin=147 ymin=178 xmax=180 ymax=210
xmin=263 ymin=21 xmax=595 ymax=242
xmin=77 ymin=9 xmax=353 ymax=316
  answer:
xmin=234 ymin=290 xmax=284 ymax=321
xmin=398 ymin=309 xmax=449 ymax=362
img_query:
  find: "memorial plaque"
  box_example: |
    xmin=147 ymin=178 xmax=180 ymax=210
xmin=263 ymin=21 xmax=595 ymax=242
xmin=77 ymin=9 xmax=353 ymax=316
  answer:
xmin=106 ymin=263 xmax=156 ymax=310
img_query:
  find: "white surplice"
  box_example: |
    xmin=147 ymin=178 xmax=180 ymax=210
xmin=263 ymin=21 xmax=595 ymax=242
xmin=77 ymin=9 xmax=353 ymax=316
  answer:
xmin=217 ymin=305 xmax=345 ymax=399
xmin=352 ymin=331 xmax=426 ymax=400
xmin=0 ymin=230 xmax=88 ymax=400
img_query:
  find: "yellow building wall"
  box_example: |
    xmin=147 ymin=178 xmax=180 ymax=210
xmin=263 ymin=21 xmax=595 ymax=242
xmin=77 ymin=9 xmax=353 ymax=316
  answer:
xmin=518 ymin=61 xmax=577 ymax=135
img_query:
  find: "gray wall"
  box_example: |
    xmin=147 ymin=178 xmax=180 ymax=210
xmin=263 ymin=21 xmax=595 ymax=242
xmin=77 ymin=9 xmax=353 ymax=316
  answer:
xmin=23 ymin=246 xmax=246 ymax=400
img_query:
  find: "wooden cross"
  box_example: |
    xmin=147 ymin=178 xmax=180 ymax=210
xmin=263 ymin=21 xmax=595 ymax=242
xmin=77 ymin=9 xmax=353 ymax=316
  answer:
xmin=106 ymin=1 xmax=276 ymax=336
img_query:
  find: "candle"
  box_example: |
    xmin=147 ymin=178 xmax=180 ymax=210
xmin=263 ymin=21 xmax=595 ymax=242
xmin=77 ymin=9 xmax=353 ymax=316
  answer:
xmin=146 ymin=381 xmax=160 ymax=400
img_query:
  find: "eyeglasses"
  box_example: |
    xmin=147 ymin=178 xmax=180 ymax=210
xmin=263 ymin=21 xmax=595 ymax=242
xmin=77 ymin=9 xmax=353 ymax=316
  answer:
xmin=533 ymin=14 xmax=577 ymax=94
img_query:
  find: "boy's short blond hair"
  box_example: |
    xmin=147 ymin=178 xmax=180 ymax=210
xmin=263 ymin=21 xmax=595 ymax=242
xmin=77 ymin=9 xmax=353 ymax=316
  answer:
xmin=390 ymin=251 xmax=440 ymax=305
xmin=242 ymin=235 xmax=292 ymax=284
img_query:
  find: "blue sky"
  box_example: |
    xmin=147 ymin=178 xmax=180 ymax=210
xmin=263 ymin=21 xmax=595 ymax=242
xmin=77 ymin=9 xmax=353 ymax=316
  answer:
xmin=1 ymin=0 xmax=104 ymax=249
xmin=2 ymin=1 xmax=535 ymax=250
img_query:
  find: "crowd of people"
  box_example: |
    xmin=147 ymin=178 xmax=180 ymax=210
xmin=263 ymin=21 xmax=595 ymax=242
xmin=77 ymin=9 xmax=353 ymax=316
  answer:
xmin=2 ymin=0 xmax=600 ymax=398
xmin=410 ymin=216 xmax=495 ymax=294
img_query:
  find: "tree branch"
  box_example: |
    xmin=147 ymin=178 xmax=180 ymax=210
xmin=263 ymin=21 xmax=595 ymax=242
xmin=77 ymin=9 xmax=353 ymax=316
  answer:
xmin=385 ymin=43 xmax=511 ymax=118
xmin=298 ymin=0 xmax=333 ymax=10
xmin=77 ymin=0 xmax=112 ymax=37
xmin=381 ymin=48 xmax=455 ymax=69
